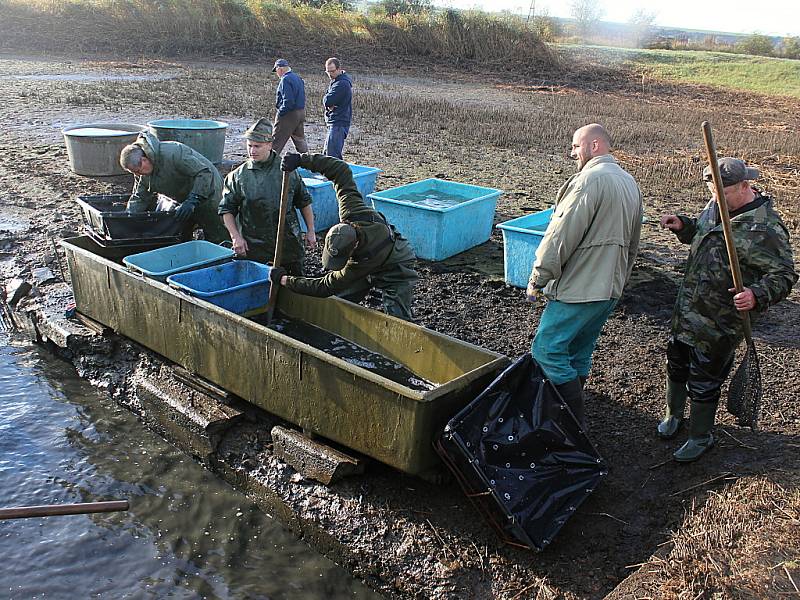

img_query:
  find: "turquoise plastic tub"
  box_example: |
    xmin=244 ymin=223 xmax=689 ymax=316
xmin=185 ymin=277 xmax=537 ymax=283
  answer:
xmin=496 ymin=208 xmax=553 ymax=288
xmin=123 ymin=240 xmax=235 ymax=282
xmin=297 ymin=164 xmax=382 ymax=231
xmin=148 ymin=119 xmax=228 ymax=164
xmin=368 ymin=178 xmax=502 ymax=261
xmin=167 ymin=260 xmax=271 ymax=315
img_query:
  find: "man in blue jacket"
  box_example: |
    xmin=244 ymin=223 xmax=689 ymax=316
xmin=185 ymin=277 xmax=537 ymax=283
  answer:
xmin=271 ymin=58 xmax=309 ymax=155
xmin=322 ymin=57 xmax=353 ymax=160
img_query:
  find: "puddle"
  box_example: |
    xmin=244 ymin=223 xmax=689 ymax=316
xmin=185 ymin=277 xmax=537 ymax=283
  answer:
xmin=0 ymin=215 xmax=30 ymax=233
xmin=0 ymin=73 xmax=176 ymax=82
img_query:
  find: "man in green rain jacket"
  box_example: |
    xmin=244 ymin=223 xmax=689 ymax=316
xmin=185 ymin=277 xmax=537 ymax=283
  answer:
xmin=120 ymin=131 xmax=227 ymax=243
xmin=218 ymin=119 xmax=315 ymax=275
xmin=659 ymin=157 xmax=797 ymax=462
xmin=272 ymin=153 xmax=418 ymax=320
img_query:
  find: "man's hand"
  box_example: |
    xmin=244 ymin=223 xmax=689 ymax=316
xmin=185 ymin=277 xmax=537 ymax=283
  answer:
xmin=730 ymin=287 xmax=757 ymax=312
xmin=231 ymin=235 xmax=249 ymax=256
xmin=304 ymin=229 xmax=317 ymax=250
xmin=660 ymin=215 xmax=683 ymax=232
xmin=281 ymin=153 xmax=302 ymax=172
xmin=526 ymin=282 xmax=543 ymax=303
xmin=175 ymin=193 xmax=202 ymax=223
xmin=269 ymin=266 xmax=287 ymax=287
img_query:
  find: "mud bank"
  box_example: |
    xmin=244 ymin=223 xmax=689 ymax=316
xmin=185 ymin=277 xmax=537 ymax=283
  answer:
xmin=2 ymin=53 xmax=799 ymax=598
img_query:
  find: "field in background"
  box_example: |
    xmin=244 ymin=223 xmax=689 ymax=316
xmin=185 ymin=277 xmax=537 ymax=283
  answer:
xmin=561 ymin=45 xmax=800 ymax=98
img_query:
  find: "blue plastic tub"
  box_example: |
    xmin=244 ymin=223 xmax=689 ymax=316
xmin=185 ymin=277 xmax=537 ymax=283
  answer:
xmin=148 ymin=119 xmax=228 ymax=164
xmin=167 ymin=260 xmax=271 ymax=315
xmin=368 ymin=178 xmax=502 ymax=261
xmin=297 ymin=164 xmax=382 ymax=231
xmin=123 ymin=240 xmax=235 ymax=282
xmin=496 ymin=208 xmax=553 ymax=288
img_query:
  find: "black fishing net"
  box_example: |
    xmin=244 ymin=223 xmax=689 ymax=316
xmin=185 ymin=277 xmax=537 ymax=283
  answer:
xmin=727 ymin=340 xmax=762 ymax=430
xmin=435 ymin=354 xmax=607 ymax=551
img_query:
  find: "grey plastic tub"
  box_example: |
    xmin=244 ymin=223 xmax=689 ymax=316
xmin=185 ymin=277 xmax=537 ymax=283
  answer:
xmin=147 ymin=119 xmax=228 ymax=164
xmin=62 ymin=123 xmax=146 ymax=176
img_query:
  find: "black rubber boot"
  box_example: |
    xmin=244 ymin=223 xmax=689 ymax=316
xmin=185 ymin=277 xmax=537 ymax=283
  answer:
xmin=674 ymin=401 xmax=717 ymax=462
xmin=556 ymin=377 xmax=587 ymax=431
xmin=657 ymin=377 xmax=688 ymax=439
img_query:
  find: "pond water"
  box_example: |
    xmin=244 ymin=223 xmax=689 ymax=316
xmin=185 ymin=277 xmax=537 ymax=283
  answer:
xmin=0 ymin=336 xmax=379 ymax=599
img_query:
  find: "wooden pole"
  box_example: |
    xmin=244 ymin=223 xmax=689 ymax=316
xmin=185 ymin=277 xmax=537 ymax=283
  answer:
xmin=0 ymin=500 xmax=129 ymax=520
xmin=700 ymin=121 xmax=752 ymax=341
xmin=264 ymin=171 xmax=291 ymax=326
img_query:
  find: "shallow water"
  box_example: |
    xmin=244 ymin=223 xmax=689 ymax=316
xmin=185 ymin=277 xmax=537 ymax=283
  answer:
xmin=257 ymin=315 xmax=437 ymax=391
xmin=392 ymin=188 xmax=471 ymax=210
xmin=65 ymin=127 xmax=140 ymax=137
xmin=0 ymin=73 xmax=174 ymax=82
xmin=0 ymin=337 xmax=378 ymax=599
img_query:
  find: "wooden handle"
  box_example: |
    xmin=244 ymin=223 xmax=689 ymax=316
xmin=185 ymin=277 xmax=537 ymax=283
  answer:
xmin=701 ymin=121 xmax=752 ymax=341
xmin=264 ymin=171 xmax=292 ymax=325
xmin=0 ymin=500 xmax=129 ymax=520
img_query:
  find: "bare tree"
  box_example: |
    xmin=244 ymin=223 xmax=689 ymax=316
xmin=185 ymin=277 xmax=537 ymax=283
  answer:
xmin=569 ymin=0 xmax=604 ymax=39
xmin=628 ymin=9 xmax=657 ymax=47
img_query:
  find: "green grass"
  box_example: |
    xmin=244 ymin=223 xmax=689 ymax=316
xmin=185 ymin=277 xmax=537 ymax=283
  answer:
xmin=561 ymin=45 xmax=800 ymax=98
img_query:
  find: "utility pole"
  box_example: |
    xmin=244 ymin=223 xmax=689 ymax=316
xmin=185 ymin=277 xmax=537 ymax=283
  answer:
xmin=526 ymin=0 xmax=535 ymax=23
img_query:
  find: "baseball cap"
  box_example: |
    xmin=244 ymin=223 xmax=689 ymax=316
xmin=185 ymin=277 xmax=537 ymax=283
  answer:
xmin=272 ymin=58 xmax=289 ymax=72
xmin=703 ymin=157 xmax=760 ymax=187
xmin=243 ymin=118 xmax=273 ymax=143
xmin=321 ymin=223 xmax=357 ymax=271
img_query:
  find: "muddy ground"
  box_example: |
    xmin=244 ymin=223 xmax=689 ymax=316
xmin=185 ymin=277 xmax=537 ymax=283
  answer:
xmin=1 ymin=53 xmax=799 ymax=599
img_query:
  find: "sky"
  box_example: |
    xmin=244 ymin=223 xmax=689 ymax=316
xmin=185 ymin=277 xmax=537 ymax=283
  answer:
xmin=432 ymin=0 xmax=800 ymax=37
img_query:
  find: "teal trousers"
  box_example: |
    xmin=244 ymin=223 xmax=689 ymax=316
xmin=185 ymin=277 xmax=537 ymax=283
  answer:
xmin=532 ymin=299 xmax=617 ymax=385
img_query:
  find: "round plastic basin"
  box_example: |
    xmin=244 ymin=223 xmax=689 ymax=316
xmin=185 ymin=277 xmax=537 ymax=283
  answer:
xmin=147 ymin=119 xmax=228 ymax=164
xmin=62 ymin=122 xmax=146 ymax=177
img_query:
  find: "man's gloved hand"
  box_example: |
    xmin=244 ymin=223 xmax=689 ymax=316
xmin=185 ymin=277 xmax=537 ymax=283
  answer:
xmin=269 ymin=266 xmax=287 ymax=286
xmin=175 ymin=193 xmax=202 ymax=223
xmin=281 ymin=153 xmax=302 ymax=172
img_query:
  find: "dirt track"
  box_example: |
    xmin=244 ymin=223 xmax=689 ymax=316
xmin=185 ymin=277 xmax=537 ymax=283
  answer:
xmin=1 ymin=54 xmax=799 ymax=598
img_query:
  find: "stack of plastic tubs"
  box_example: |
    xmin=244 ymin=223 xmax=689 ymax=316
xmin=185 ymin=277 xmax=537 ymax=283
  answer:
xmin=76 ymin=194 xmax=189 ymax=257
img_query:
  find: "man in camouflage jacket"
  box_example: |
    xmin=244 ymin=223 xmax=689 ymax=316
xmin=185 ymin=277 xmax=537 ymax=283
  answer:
xmin=659 ymin=157 xmax=797 ymax=461
xmin=272 ymin=153 xmax=418 ymax=320
xmin=120 ymin=131 xmax=227 ymax=243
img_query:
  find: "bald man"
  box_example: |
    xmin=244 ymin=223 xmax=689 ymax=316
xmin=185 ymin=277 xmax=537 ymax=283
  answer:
xmin=527 ymin=124 xmax=643 ymax=429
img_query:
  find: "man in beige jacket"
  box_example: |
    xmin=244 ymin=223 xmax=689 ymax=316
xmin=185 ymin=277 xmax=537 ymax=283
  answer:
xmin=527 ymin=123 xmax=643 ymax=429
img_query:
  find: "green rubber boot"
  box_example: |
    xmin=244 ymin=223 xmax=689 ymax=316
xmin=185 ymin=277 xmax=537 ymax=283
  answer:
xmin=657 ymin=378 xmax=688 ymax=439
xmin=673 ymin=401 xmax=717 ymax=462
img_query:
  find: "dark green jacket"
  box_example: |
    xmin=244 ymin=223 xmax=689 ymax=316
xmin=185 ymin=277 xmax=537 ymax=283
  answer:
xmin=285 ymin=154 xmax=416 ymax=296
xmin=127 ymin=131 xmax=222 ymax=211
xmin=218 ymin=152 xmax=311 ymax=265
xmin=671 ymin=193 xmax=797 ymax=352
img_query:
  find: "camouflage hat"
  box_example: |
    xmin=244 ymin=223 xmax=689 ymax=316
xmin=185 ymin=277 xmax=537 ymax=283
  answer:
xmin=703 ymin=157 xmax=760 ymax=187
xmin=243 ymin=118 xmax=273 ymax=143
xmin=321 ymin=223 xmax=357 ymax=271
